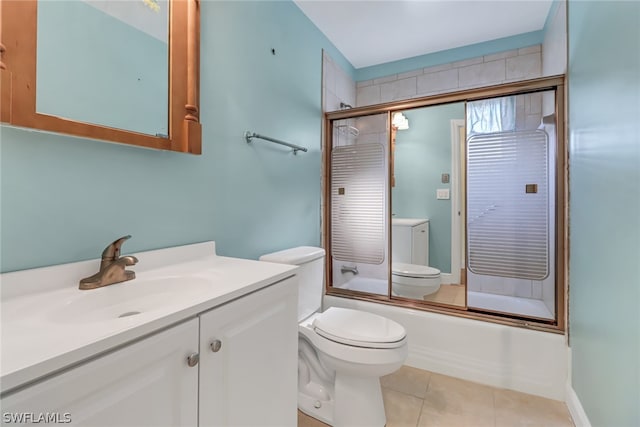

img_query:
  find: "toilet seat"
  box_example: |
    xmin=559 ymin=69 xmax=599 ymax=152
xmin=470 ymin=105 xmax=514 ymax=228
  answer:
xmin=392 ymin=262 xmax=440 ymax=278
xmin=312 ymin=307 xmax=406 ymax=349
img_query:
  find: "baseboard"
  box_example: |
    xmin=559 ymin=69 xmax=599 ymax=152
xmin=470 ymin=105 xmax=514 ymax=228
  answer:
xmin=565 ymin=383 xmax=591 ymax=427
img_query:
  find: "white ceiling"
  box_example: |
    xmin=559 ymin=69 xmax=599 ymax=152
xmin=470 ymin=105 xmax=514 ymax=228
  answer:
xmin=294 ymin=0 xmax=552 ymax=69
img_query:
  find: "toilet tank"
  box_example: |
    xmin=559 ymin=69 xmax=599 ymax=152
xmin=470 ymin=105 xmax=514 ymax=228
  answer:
xmin=259 ymin=246 xmax=325 ymax=322
xmin=392 ymin=218 xmax=429 ymax=266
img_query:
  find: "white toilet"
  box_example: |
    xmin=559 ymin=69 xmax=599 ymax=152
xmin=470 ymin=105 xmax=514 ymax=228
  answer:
xmin=260 ymin=246 xmax=408 ymax=427
xmin=392 ymin=218 xmax=441 ymax=298
xmin=392 ymin=262 xmax=441 ymax=299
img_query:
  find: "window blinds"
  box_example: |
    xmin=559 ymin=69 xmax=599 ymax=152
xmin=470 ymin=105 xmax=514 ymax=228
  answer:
xmin=467 ymin=130 xmax=549 ymax=280
xmin=331 ymin=143 xmax=386 ymax=264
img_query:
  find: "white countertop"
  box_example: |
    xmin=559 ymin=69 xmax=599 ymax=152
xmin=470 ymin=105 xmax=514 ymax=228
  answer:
xmin=0 ymin=242 xmax=297 ymax=394
xmin=391 ymin=218 xmax=429 ymax=227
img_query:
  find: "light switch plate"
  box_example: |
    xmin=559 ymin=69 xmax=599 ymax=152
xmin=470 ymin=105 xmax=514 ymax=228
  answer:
xmin=437 ymin=188 xmax=450 ymax=200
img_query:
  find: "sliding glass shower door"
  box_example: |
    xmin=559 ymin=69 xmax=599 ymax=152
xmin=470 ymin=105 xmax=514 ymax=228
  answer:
xmin=329 ymin=113 xmax=390 ymax=296
xmin=466 ymin=91 xmax=557 ymax=321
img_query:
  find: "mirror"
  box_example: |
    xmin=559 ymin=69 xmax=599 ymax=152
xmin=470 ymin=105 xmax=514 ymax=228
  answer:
xmin=36 ymin=0 xmax=169 ymax=136
xmin=391 ymin=103 xmax=466 ymax=307
xmin=326 ymin=104 xmax=468 ymax=308
xmin=0 ymin=0 xmax=201 ymax=153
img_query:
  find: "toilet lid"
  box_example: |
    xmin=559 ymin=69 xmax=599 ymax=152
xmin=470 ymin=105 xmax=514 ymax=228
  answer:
xmin=312 ymin=307 xmax=406 ymax=349
xmin=392 ymin=262 xmax=440 ymax=278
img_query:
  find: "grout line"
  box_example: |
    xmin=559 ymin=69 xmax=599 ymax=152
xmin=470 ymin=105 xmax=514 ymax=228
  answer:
xmin=415 ymin=396 xmax=427 ymax=427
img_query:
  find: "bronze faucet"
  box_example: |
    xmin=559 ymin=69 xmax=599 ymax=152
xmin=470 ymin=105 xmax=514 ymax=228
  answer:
xmin=79 ymin=235 xmax=139 ymax=290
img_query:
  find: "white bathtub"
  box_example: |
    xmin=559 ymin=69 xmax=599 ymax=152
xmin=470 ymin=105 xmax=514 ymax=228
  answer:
xmin=323 ymin=294 xmax=568 ymax=401
xmin=335 ymin=276 xmax=387 ymax=295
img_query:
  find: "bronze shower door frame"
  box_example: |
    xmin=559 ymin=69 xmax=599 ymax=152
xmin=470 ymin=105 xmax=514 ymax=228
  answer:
xmin=322 ymin=75 xmax=567 ymax=333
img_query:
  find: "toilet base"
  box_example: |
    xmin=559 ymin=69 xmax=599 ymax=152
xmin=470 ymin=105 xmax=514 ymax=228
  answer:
xmin=333 ymin=373 xmax=386 ymax=427
xmin=299 ymin=374 xmax=386 ymax=427
xmin=299 ymin=389 xmax=334 ymax=426
xmin=392 ymin=280 xmax=440 ymax=299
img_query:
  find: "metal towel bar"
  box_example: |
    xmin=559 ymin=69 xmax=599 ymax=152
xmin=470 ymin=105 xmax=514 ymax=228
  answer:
xmin=244 ymin=131 xmax=307 ymax=154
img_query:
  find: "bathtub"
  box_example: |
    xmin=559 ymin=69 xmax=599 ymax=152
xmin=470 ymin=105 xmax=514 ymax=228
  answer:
xmin=323 ymin=293 xmax=568 ymax=401
xmin=334 ymin=276 xmax=387 ymax=295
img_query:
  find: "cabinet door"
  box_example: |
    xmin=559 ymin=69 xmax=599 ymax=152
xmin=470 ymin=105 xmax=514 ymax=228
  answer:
xmin=392 ymin=225 xmax=413 ymax=263
xmin=199 ymin=278 xmax=298 ymax=427
xmin=412 ymin=222 xmax=429 ymax=266
xmin=2 ymin=319 xmax=199 ymax=427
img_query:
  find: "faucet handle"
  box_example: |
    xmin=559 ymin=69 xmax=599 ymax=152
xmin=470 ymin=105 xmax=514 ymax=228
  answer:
xmin=101 ymin=235 xmax=132 ymax=263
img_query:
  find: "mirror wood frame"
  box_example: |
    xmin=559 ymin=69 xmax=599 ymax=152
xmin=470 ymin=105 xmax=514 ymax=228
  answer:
xmin=0 ymin=0 xmax=201 ymax=154
xmin=323 ymin=75 xmax=567 ymax=333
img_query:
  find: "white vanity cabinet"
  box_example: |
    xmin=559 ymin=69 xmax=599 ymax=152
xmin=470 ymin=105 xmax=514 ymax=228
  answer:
xmin=1 ymin=241 xmax=299 ymax=427
xmin=1 ymin=278 xmax=298 ymax=427
xmin=392 ymin=218 xmax=430 ymax=266
xmin=198 ymin=277 xmax=298 ymax=427
xmin=1 ymin=319 xmax=200 ymax=426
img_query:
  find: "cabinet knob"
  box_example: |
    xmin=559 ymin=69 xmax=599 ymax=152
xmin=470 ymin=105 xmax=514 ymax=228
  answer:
xmin=187 ymin=352 xmax=199 ymax=367
xmin=210 ymin=340 xmax=222 ymax=353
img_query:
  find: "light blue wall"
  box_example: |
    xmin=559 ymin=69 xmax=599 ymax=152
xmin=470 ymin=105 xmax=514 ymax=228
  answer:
xmin=355 ymin=31 xmax=543 ymax=82
xmin=0 ymin=1 xmax=353 ymax=272
xmin=392 ymin=103 xmax=465 ymax=273
xmin=37 ymin=1 xmax=168 ymax=136
xmin=568 ymin=1 xmax=640 ymax=426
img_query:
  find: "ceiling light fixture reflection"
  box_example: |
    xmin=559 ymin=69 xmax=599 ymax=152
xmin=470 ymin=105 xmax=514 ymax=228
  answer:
xmin=392 ymin=112 xmax=409 ymax=130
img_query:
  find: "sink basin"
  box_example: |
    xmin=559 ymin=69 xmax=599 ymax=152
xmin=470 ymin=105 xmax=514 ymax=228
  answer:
xmin=49 ymin=276 xmax=212 ymax=323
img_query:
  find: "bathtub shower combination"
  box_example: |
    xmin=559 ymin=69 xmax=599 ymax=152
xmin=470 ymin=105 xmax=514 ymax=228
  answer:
xmin=324 ymin=85 xmax=564 ymax=327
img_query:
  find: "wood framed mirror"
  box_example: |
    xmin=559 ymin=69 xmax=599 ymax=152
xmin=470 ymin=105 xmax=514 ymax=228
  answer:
xmin=0 ymin=0 xmax=201 ymax=154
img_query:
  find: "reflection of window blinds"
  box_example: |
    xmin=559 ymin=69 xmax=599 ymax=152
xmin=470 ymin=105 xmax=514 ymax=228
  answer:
xmin=467 ymin=130 xmax=549 ymax=280
xmin=331 ymin=143 xmax=385 ymax=264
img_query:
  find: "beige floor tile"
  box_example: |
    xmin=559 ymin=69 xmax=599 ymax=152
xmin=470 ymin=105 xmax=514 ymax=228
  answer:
xmin=382 ymin=388 xmax=424 ymax=427
xmin=381 ymin=365 xmax=432 ymax=398
xmin=452 ymin=286 xmax=467 ymax=306
xmin=418 ymin=410 xmax=495 ymax=427
xmin=494 ymin=388 xmax=574 ymax=427
xmin=297 ymin=410 xmax=330 ymax=427
xmin=418 ymin=373 xmax=495 ymax=427
xmin=301 ymin=366 xmax=575 ymax=427
xmin=423 ymin=285 xmax=458 ymax=304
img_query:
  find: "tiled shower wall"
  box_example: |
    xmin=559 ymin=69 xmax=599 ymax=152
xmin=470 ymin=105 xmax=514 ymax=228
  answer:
xmin=323 ymin=50 xmax=390 ymax=289
xmin=322 ymin=50 xmax=356 ymax=113
xmin=323 ymin=42 xmax=560 ymax=301
xmin=356 ymin=45 xmax=542 ymax=107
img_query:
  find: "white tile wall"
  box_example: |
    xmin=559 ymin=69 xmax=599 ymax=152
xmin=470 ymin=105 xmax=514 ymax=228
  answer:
xmin=324 ymin=43 xmax=562 ymax=305
xmin=323 ymin=53 xmax=391 ymax=287
xmin=356 ymin=45 xmax=543 ymax=107
xmin=542 ymin=0 xmax=567 ymax=115
xmin=380 ymin=77 xmax=417 ymax=103
xmin=417 ymin=69 xmax=459 ymax=95
xmin=506 ymin=53 xmax=542 ymax=80
xmin=459 ymin=59 xmax=506 ymax=88
xmin=322 ymin=50 xmax=356 ymax=112
xmin=356 ymin=84 xmax=381 ymax=106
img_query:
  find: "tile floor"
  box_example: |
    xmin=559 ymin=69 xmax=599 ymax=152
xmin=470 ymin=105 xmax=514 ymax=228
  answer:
xmin=298 ymin=365 xmax=574 ymax=427
xmin=422 ymin=284 xmax=466 ymax=307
